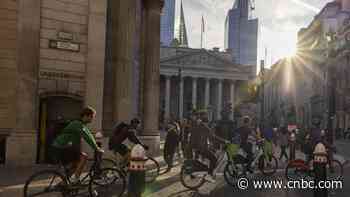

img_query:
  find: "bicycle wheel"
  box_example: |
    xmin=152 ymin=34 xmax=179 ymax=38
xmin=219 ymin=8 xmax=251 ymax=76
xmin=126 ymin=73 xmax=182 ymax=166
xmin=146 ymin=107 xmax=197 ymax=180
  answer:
xmin=258 ymin=155 xmax=278 ymax=176
xmin=223 ymin=162 xmax=238 ymax=187
xmin=327 ymin=160 xmax=343 ymax=180
xmin=24 ymin=170 xmax=68 ymax=197
xmin=180 ymin=162 xmax=206 ymax=190
xmin=89 ymin=167 xmax=126 ymax=197
xmin=145 ymin=156 xmax=160 ymax=183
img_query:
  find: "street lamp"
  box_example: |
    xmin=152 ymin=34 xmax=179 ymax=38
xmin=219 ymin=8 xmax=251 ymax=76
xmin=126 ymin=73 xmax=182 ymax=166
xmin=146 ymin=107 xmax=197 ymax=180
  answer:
xmin=178 ymin=67 xmax=183 ymax=120
xmin=325 ymin=31 xmax=337 ymax=145
xmin=259 ymin=60 xmax=265 ymax=130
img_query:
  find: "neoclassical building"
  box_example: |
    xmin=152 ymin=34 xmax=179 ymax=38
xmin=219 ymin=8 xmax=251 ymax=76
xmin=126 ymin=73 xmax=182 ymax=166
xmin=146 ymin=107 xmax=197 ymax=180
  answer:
xmin=159 ymin=47 xmax=255 ymax=121
xmin=0 ymin=0 xmax=163 ymax=166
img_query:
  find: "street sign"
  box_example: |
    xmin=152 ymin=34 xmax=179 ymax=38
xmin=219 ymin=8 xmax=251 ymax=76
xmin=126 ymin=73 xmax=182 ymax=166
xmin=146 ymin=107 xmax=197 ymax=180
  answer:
xmin=49 ymin=40 xmax=80 ymax=52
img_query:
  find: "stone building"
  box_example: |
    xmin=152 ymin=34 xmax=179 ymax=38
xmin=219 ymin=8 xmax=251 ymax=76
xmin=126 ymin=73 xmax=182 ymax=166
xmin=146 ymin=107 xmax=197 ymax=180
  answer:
xmin=159 ymin=46 xmax=254 ymax=122
xmin=0 ymin=0 xmax=163 ymax=166
xmin=261 ymin=0 xmax=350 ymax=130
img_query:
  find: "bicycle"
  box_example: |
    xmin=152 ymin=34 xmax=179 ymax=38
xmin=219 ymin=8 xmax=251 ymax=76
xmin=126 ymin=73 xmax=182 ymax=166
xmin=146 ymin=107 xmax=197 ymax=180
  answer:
xmin=94 ymin=147 xmax=160 ymax=183
xmin=23 ymin=151 xmax=126 ymax=197
xmin=224 ymin=139 xmax=278 ymax=186
xmin=180 ymin=139 xmax=278 ymax=190
xmin=285 ymin=147 xmax=343 ymax=181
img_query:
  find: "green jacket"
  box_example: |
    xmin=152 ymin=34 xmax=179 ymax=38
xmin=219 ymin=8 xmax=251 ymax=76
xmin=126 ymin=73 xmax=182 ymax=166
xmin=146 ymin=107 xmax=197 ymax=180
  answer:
xmin=52 ymin=120 xmax=98 ymax=150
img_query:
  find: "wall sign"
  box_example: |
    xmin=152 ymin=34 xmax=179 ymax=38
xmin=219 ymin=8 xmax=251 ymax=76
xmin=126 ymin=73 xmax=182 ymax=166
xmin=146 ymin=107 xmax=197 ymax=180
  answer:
xmin=40 ymin=71 xmax=84 ymax=80
xmin=57 ymin=31 xmax=74 ymax=40
xmin=49 ymin=40 xmax=80 ymax=52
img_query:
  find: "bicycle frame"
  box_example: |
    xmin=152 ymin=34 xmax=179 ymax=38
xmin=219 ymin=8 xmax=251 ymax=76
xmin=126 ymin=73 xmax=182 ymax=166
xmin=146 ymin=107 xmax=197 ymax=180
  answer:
xmin=61 ymin=151 xmax=102 ymax=185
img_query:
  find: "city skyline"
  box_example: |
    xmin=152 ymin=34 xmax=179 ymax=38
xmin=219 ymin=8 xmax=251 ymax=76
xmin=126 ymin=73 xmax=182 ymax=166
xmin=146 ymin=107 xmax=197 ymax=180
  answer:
xmin=174 ymin=0 xmax=328 ymax=67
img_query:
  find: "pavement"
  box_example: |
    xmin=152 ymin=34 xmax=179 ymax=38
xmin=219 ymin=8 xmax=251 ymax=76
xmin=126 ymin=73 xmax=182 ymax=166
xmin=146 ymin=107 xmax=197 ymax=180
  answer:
xmin=2 ymin=139 xmax=350 ymax=197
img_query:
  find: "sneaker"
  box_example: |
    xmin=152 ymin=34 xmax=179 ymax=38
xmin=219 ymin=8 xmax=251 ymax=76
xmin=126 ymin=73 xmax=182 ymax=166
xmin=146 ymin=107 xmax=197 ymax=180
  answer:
xmin=204 ymin=175 xmax=216 ymax=183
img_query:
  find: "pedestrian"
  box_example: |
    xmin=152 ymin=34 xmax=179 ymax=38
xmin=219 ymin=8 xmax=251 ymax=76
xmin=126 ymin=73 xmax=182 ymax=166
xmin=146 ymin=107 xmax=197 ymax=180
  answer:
xmin=237 ymin=116 xmax=254 ymax=173
xmin=289 ymin=130 xmax=296 ymax=161
xmin=279 ymin=127 xmax=289 ymax=162
xmin=214 ymin=111 xmax=234 ymax=149
xmin=304 ymin=133 xmax=313 ymax=163
xmin=163 ymin=121 xmax=180 ymax=172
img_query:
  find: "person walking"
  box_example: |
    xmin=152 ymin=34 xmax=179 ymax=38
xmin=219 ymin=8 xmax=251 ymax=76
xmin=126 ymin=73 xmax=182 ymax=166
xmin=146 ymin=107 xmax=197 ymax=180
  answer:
xmin=279 ymin=127 xmax=289 ymax=162
xmin=289 ymin=130 xmax=297 ymax=161
xmin=163 ymin=121 xmax=180 ymax=172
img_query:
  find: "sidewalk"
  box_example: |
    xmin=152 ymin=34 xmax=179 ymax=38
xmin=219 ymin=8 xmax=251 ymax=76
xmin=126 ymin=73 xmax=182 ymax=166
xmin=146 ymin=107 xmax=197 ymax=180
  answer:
xmin=0 ymin=144 xmax=182 ymax=197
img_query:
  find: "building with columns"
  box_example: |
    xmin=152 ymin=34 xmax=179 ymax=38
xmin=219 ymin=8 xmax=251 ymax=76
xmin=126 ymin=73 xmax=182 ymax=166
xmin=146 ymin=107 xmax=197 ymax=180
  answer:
xmin=0 ymin=0 xmax=163 ymax=166
xmin=160 ymin=47 xmax=255 ymax=122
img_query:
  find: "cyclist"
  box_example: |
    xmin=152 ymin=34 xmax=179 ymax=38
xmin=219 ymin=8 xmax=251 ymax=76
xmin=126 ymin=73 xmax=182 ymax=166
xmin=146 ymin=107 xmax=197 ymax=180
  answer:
xmin=51 ymin=106 xmax=104 ymax=182
xmin=189 ymin=110 xmax=228 ymax=183
xmin=109 ymin=118 xmax=148 ymax=163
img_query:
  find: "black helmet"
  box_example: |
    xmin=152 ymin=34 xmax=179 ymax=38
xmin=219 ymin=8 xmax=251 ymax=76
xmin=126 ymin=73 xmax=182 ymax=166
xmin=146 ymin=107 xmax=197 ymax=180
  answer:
xmin=131 ymin=118 xmax=141 ymax=125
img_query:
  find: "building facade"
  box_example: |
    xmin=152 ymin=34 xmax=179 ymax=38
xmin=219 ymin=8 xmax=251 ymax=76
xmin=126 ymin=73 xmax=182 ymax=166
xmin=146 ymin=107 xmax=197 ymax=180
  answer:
xmin=160 ymin=0 xmax=175 ymax=46
xmin=160 ymin=47 xmax=254 ymax=122
xmin=260 ymin=0 xmax=350 ymax=130
xmin=225 ymin=0 xmax=258 ymax=73
xmin=0 ymin=0 xmax=163 ymax=166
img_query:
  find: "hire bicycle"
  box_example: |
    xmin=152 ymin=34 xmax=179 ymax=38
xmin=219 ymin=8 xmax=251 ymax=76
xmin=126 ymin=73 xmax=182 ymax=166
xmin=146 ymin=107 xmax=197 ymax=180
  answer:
xmin=285 ymin=147 xmax=343 ymax=181
xmin=180 ymin=138 xmax=278 ymax=190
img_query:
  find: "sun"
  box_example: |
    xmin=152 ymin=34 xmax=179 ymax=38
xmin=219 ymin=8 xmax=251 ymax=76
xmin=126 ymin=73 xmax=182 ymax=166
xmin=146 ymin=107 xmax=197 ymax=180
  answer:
xmin=285 ymin=44 xmax=297 ymax=58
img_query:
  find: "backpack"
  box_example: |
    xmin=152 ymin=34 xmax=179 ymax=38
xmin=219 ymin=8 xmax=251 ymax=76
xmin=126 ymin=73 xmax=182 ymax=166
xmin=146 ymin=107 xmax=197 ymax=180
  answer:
xmin=52 ymin=119 xmax=72 ymax=141
xmin=108 ymin=122 xmax=129 ymax=150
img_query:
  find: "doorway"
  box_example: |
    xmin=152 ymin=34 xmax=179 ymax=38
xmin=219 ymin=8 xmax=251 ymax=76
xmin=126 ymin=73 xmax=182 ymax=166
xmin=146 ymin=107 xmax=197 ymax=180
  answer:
xmin=0 ymin=136 xmax=6 ymax=164
xmin=37 ymin=96 xmax=83 ymax=163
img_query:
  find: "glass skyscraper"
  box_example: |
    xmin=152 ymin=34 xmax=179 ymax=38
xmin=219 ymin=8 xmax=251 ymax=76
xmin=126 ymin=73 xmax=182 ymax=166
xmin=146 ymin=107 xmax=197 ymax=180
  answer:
xmin=161 ymin=0 xmax=176 ymax=46
xmin=225 ymin=0 xmax=258 ymax=73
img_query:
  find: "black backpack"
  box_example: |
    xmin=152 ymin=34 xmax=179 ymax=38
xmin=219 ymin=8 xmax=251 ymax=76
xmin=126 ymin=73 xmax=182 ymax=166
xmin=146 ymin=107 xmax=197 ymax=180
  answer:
xmin=52 ymin=120 xmax=72 ymax=140
xmin=108 ymin=122 xmax=129 ymax=150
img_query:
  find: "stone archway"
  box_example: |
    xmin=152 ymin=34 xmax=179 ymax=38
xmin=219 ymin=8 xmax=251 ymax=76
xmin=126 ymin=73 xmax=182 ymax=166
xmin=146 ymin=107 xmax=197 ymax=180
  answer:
xmin=37 ymin=94 xmax=83 ymax=163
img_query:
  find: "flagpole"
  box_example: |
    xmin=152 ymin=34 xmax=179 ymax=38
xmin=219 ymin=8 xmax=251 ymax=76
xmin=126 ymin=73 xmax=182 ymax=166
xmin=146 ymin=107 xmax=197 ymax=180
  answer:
xmin=201 ymin=15 xmax=203 ymax=48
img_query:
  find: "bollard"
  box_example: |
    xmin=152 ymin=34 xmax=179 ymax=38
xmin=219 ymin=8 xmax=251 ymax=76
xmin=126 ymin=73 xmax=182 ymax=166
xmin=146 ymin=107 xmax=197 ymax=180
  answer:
xmin=313 ymin=142 xmax=328 ymax=197
xmin=128 ymin=144 xmax=147 ymax=197
xmin=95 ymin=131 xmax=103 ymax=148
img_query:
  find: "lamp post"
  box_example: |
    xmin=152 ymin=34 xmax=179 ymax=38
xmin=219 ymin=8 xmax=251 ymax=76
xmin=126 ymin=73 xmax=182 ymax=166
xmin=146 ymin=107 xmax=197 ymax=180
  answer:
xmin=178 ymin=67 xmax=183 ymax=120
xmin=260 ymin=60 xmax=265 ymax=130
xmin=326 ymin=31 xmax=337 ymax=145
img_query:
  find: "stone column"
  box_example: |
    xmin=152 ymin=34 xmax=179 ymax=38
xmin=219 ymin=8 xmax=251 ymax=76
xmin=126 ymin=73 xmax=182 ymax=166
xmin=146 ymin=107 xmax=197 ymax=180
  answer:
xmin=230 ymin=81 xmax=235 ymax=120
xmin=165 ymin=75 xmax=171 ymax=120
xmin=179 ymin=76 xmax=184 ymax=119
xmin=141 ymin=0 xmax=162 ymax=155
xmin=192 ymin=77 xmax=197 ymax=110
xmin=217 ymin=79 xmax=223 ymax=120
xmin=112 ymin=0 xmax=137 ymax=123
xmin=205 ymin=78 xmax=210 ymax=108
xmin=85 ymin=0 xmax=107 ymax=132
xmin=7 ymin=0 xmax=41 ymax=166
xmin=83 ymin=0 xmax=107 ymax=153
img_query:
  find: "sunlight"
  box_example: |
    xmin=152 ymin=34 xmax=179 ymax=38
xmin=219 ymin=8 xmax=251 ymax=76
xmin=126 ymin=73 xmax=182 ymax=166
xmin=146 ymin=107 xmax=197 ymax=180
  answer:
xmin=285 ymin=44 xmax=297 ymax=58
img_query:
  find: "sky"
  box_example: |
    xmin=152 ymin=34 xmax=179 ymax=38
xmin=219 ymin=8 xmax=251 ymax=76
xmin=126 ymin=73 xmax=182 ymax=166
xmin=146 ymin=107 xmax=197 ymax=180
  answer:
xmin=174 ymin=0 xmax=330 ymax=67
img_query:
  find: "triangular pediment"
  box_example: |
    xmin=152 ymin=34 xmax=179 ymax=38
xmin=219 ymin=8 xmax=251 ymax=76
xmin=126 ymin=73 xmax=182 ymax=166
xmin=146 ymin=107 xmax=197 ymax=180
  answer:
xmin=161 ymin=50 xmax=234 ymax=68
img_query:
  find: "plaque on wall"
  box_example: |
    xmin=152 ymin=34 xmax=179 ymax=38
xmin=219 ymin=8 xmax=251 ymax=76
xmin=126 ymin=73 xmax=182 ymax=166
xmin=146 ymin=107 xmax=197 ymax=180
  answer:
xmin=39 ymin=70 xmax=84 ymax=81
xmin=49 ymin=40 xmax=80 ymax=52
xmin=57 ymin=31 xmax=74 ymax=41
